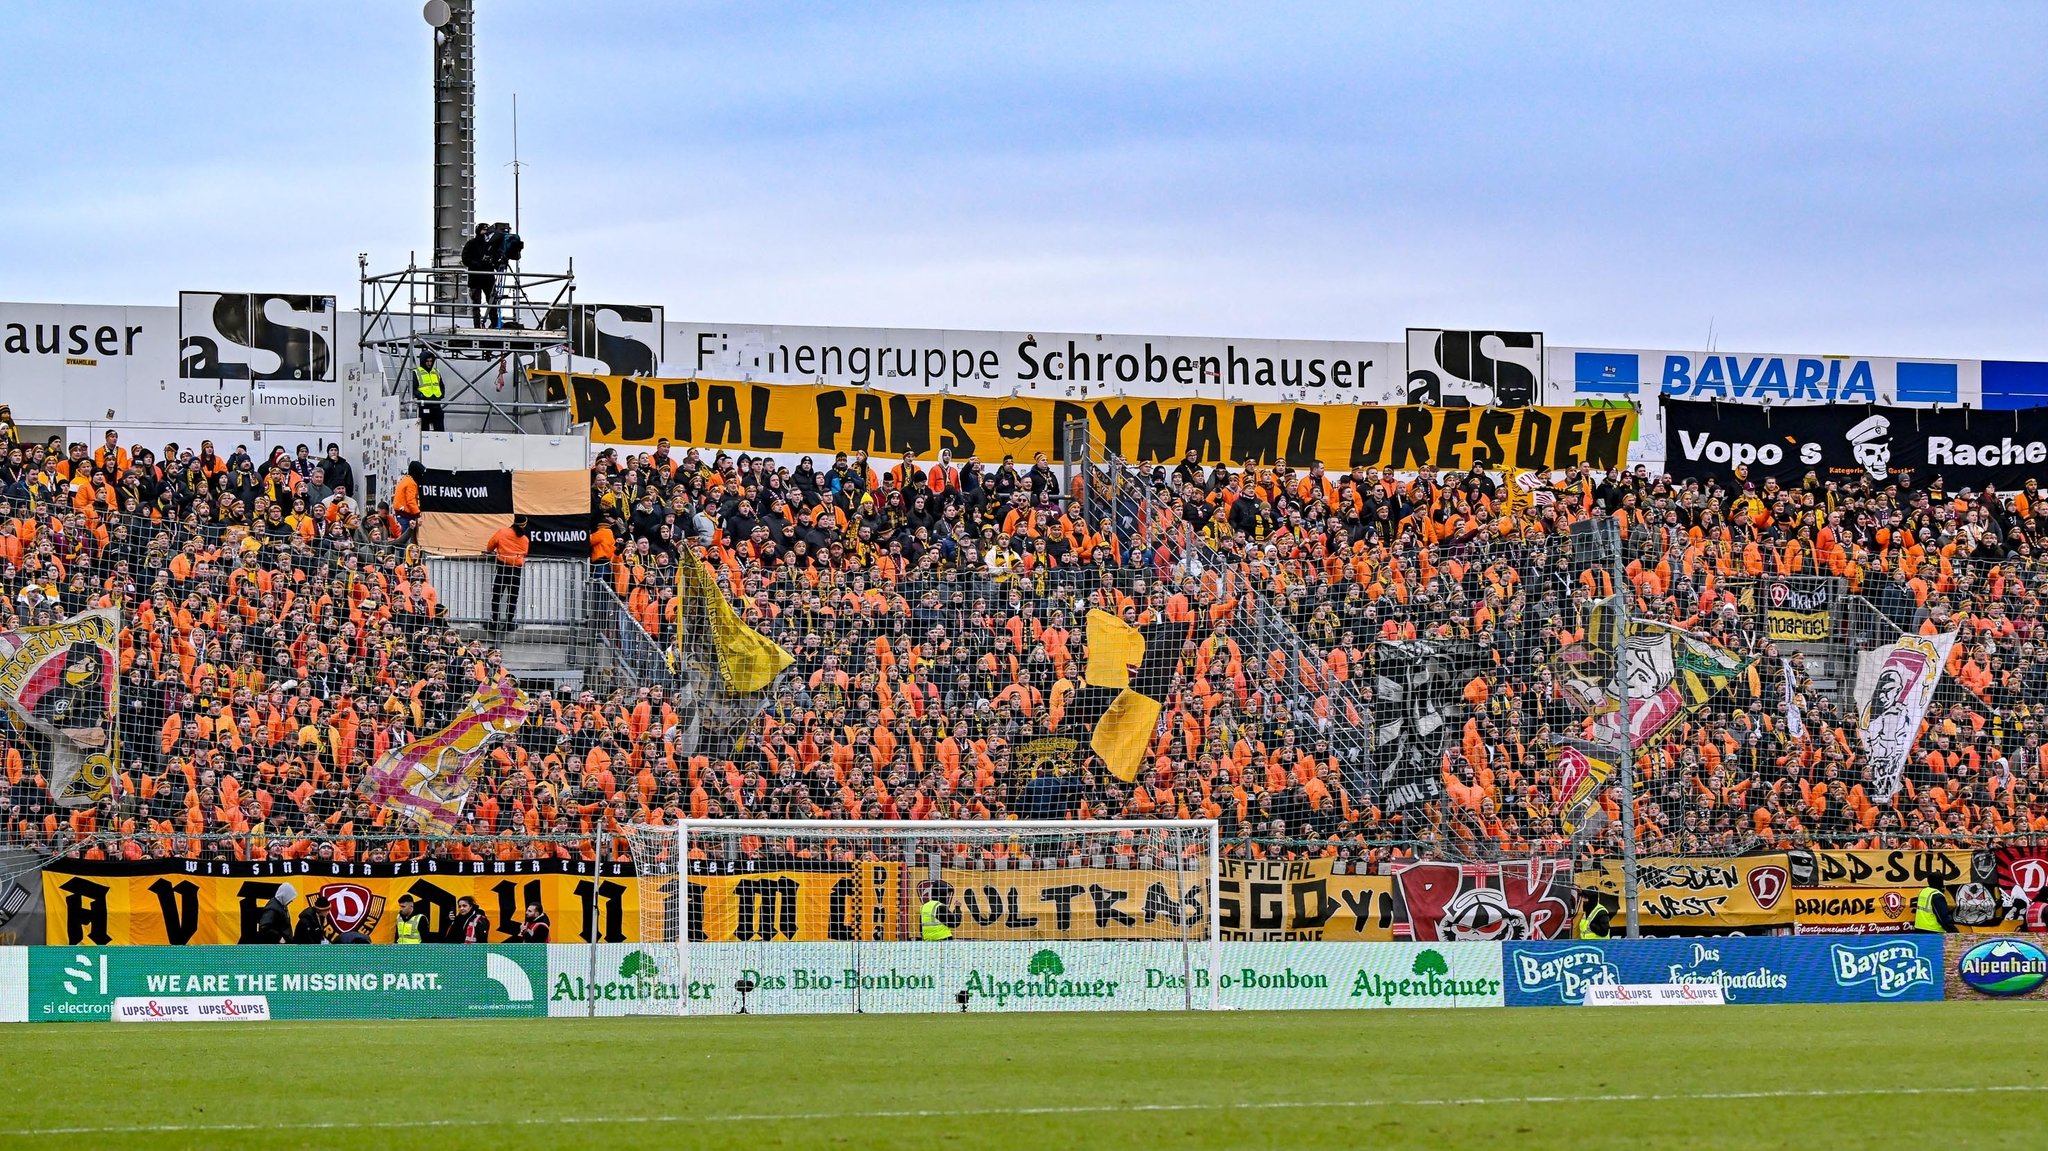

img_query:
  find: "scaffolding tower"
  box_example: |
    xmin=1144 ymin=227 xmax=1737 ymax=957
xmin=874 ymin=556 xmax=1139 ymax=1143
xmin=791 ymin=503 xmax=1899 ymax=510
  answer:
xmin=357 ymin=255 xmax=576 ymax=434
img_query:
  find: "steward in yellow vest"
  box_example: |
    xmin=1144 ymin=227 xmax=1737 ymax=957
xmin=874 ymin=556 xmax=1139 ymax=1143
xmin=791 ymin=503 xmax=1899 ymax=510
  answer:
xmin=920 ymin=897 xmax=952 ymax=941
xmin=1576 ymin=893 xmax=1614 ymax=940
xmin=395 ymin=895 xmax=427 ymax=944
xmin=413 ymin=352 xmax=445 ymax=432
xmin=1914 ymin=884 xmax=1954 ymax=934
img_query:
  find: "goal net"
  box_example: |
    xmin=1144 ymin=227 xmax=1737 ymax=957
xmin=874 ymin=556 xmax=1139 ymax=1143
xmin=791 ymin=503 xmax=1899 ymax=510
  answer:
xmin=622 ymin=819 xmax=1219 ymax=1014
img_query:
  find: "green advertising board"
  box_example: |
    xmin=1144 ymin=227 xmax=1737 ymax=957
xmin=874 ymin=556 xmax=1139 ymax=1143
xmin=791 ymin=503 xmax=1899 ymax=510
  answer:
xmin=30 ymin=945 xmax=547 ymax=1022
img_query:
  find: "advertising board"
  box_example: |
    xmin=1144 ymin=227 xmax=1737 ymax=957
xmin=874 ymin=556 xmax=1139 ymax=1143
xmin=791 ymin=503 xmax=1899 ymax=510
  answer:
xmin=28 ymin=945 xmax=546 ymax=1022
xmin=1665 ymin=400 xmax=2048 ymax=490
xmin=667 ymin=323 xmax=1406 ymax=403
xmin=1945 ymin=936 xmax=2048 ymax=1000
xmin=1552 ymin=346 xmax=2009 ymax=467
xmin=1502 ymin=937 xmax=1942 ymax=1006
xmin=546 ymin=942 xmax=1506 ymax=1016
xmin=0 ymin=300 xmax=351 ymax=431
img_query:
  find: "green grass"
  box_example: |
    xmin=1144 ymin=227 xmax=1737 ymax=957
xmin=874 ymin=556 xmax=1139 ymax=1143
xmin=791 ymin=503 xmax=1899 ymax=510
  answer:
xmin=1 ymin=1005 xmax=2045 ymax=1150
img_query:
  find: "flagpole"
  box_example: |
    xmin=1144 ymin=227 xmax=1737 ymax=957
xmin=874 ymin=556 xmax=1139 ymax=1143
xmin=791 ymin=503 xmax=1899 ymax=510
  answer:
xmin=1610 ymin=521 xmax=1638 ymax=940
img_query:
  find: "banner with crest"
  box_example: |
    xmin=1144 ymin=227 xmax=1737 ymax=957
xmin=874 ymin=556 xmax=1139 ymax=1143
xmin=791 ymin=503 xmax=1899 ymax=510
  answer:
xmin=0 ymin=608 xmax=119 ymax=808
xmin=359 ymin=681 xmax=531 ymax=833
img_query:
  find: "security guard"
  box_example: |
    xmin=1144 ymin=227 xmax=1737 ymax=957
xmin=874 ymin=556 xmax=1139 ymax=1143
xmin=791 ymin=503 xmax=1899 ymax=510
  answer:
xmin=1577 ymin=892 xmax=1614 ymax=940
xmin=919 ymin=889 xmax=952 ymax=942
xmin=1914 ymin=879 xmax=1956 ymax=934
xmin=413 ymin=352 xmax=445 ymax=432
xmin=394 ymin=895 xmax=427 ymax=944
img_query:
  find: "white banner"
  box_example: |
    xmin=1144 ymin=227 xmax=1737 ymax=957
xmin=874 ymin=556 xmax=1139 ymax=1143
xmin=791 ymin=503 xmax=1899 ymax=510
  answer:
xmin=1855 ymin=632 xmax=1957 ymax=803
xmin=1583 ymin=983 xmax=1726 ymax=1006
xmin=1549 ymin=346 xmax=1988 ymax=467
xmin=664 ymin=322 xmax=1408 ymax=405
xmin=111 ymin=995 xmax=271 ymax=1022
xmin=0 ymin=301 xmax=352 ymax=436
xmin=545 ymin=942 xmax=1504 ymax=1016
xmin=0 ymin=949 xmax=22 ymax=1023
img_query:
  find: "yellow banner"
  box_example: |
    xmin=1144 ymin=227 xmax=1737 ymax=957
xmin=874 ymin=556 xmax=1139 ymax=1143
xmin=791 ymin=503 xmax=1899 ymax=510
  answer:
xmin=685 ymin=865 xmax=900 ymax=943
xmin=1800 ymin=849 xmax=1972 ymax=888
xmin=930 ymin=867 xmax=1208 ymax=941
xmin=44 ymin=861 xmax=640 ymax=945
xmin=536 ymin=372 xmax=1635 ymax=473
xmin=1789 ymin=887 xmax=1919 ymax=934
xmin=1217 ymin=857 xmax=1394 ymax=942
xmin=1765 ymin=607 xmax=1830 ymax=641
xmin=1579 ymin=854 xmax=1793 ymax=928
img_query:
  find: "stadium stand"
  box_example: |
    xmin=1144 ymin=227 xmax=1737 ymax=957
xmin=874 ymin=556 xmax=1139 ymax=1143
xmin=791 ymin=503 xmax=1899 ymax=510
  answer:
xmin=3 ymin=429 xmax=2047 ymax=869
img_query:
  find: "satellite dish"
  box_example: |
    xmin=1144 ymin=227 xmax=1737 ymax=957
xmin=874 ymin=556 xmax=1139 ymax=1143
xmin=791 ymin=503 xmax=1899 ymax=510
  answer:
xmin=423 ymin=0 xmax=452 ymax=27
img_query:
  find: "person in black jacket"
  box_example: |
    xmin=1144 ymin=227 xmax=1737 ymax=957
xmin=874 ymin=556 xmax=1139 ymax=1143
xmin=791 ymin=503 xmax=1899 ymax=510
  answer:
xmin=293 ymin=895 xmax=330 ymax=944
xmin=461 ymin=223 xmax=499 ymax=328
xmin=253 ymin=883 xmax=296 ymax=944
xmin=320 ymin=444 xmax=356 ymax=499
xmin=514 ymin=900 xmax=551 ymax=943
xmin=446 ymin=896 xmax=492 ymax=943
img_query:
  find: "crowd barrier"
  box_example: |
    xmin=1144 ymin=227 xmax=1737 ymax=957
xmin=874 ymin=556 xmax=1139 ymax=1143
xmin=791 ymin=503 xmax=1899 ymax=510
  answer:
xmin=0 ymin=936 xmax=2041 ymax=1021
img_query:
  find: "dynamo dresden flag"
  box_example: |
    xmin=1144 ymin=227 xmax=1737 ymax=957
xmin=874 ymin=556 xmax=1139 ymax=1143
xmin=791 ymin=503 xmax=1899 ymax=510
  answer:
xmin=1553 ymin=605 xmax=1748 ymax=751
xmin=1551 ymin=736 xmax=1621 ymax=834
xmin=0 ymin=608 xmax=119 ymax=808
xmin=360 ymin=681 xmax=531 ymax=832
xmin=1079 ymin=609 xmax=1172 ymax=783
xmin=1855 ymin=632 xmax=1956 ymax=803
xmin=676 ymin=549 xmax=793 ymax=694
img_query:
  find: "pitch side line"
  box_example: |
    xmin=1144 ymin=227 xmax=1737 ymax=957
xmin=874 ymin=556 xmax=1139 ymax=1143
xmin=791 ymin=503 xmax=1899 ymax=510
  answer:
xmin=7 ymin=1083 xmax=2048 ymax=1138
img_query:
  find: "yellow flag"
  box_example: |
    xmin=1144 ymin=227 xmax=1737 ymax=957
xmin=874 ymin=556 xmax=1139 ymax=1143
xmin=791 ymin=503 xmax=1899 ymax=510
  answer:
xmin=1084 ymin=609 xmax=1144 ymax=689
xmin=1091 ymin=688 xmax=1163 ymax=783
xmin=678 ymin=550 xmax=794 ymax=694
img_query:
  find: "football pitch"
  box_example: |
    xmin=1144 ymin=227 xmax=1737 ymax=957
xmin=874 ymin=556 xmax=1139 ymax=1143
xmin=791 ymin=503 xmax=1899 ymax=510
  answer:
xmin=1 ymin=1004 xmax=2043 ymax=1150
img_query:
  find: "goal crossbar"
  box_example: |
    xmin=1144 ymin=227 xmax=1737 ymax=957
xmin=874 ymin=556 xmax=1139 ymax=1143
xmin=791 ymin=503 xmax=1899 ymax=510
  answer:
xmin=630 ymin=819 xmax=1222 ymax=1014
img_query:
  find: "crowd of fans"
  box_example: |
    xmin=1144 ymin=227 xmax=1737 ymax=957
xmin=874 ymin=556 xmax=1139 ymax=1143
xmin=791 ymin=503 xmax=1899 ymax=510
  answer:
xmin=4 ymin=423 xmax=2048 ymax=868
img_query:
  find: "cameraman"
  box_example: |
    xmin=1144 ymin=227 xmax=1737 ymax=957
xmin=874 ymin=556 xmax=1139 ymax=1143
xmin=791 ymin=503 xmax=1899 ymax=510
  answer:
xmin=461 ymin=222 xmax=499 ymax=328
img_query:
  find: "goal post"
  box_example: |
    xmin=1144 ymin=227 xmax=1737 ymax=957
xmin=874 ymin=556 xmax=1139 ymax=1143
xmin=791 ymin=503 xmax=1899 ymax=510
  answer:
xmin=622 ymin=819 xmax=1220 ymax=1015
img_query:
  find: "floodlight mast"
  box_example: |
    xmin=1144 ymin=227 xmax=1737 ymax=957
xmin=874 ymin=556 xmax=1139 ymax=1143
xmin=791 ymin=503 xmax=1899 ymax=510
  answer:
xmin=428 ymin=0 xmax=475 ymax=302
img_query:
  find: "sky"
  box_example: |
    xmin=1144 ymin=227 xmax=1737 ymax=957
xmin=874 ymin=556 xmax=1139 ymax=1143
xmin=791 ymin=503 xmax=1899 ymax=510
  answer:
xmin=1 ymin=1 xmax=2043 ymax=359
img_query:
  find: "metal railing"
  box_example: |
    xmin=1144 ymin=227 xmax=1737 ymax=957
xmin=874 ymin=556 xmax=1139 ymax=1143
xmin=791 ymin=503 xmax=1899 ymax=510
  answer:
xmin=594 ymin=576 xmax=672 ymax=689
xmin=423 ymin=556 xmax=591 ymax=627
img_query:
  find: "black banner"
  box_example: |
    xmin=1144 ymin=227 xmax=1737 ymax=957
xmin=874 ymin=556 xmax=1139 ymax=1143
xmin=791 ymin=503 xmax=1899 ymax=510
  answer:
xmin=418 ymin=469 xmax=514 ymax=514
xmin=1666 ymin=399 xmax=2048 ymax=490
xmin=44 ymin=856 xmax=636 ymax=880
xmin=523 ymin=515 xmax=591 ymax=558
